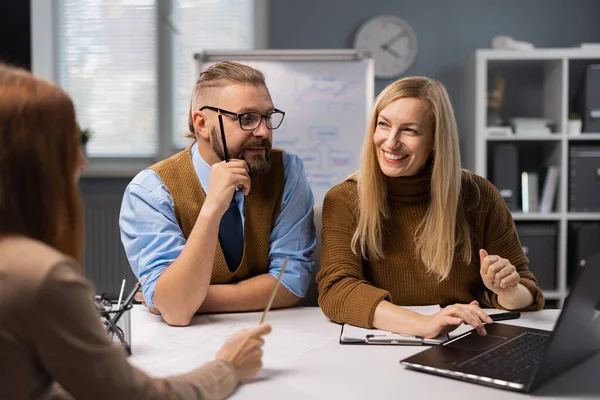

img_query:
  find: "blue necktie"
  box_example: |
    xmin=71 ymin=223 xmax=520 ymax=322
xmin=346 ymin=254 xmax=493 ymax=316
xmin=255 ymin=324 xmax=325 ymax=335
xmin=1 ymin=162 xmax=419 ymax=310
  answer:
xmin=218 ymin=196 xmax=244 ymax=271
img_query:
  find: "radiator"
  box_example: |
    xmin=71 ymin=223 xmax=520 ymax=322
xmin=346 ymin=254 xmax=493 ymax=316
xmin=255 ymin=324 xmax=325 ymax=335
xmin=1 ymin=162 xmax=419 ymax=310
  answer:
xmin=81 ymin=179 xmax=137 ymax=300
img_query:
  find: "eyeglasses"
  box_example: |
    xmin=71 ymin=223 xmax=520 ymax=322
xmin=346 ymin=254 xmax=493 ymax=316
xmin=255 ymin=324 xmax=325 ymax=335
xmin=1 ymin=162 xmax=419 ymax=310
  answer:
xmin=199 ymin=106 xmax=285 ymax=131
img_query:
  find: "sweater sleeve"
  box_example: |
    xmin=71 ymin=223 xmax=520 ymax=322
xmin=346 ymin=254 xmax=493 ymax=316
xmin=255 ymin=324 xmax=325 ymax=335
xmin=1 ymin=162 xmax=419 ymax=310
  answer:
xmin=478 ymin=177 xmax=545 ymax=311
xmin=30 ymin=261 xmax=239 ymax=400
xmin=316 ymin=182 xmax=391 ymax=328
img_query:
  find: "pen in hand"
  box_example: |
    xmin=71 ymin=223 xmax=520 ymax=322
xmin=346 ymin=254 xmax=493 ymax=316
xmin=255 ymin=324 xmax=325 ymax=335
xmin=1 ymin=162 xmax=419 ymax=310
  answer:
xmin=462 ymin=311 xmax=521 ymax=327
xmin=259 ymin=257 xmax=289 ymax=325
xmin=489 ymin=311 xmax=521 ymax=322
xmin=218 ymin=112 xmax=230 ymax=162
xmin=217 ymin=111 xmax=243 ymax=194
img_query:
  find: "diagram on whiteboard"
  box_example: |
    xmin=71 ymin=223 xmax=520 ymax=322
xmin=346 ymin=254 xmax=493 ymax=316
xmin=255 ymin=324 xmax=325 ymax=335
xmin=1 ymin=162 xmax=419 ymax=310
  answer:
xmin=255 ymin=62 xmax=371 ymax=205
xmin=196 ymin=57 xmax=373 ymax=205
xmin=296 ymin=76 xmax=361 ymax=111
xmin=294 ymin=125 xmax=353 ymax=194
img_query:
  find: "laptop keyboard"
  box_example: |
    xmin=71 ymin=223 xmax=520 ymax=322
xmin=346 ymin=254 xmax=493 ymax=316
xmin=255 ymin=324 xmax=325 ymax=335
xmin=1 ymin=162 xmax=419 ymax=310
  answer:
xmin=461 ymin=332 xmax=550 ymax=379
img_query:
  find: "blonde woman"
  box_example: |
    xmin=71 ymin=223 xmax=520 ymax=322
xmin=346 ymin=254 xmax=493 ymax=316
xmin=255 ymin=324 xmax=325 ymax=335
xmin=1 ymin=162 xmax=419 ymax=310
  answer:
xmin=317 ymin=76 xmax=543 ymax=339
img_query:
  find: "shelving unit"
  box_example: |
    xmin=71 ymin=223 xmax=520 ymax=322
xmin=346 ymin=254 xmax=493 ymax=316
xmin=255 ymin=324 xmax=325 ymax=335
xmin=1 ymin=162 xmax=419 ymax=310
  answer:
xmin=511 ymin=213 xmax=562 ymax=221
xmin=465 ymin=48 xmax=600 ymax=308
xmin=486 ymin=135 xmax=564 ymax=141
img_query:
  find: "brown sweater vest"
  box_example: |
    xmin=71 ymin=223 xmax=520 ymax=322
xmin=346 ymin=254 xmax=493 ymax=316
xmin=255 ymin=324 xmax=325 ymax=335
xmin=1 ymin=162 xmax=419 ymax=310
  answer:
xmin=317 ymin=166 xmax=544 ymax=328
xmin=150 ymin=145 xmax=285 ymax=283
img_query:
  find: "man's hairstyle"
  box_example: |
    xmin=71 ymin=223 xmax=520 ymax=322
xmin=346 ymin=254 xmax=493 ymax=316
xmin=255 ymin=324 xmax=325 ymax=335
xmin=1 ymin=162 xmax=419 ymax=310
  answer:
xmin=186 ymin=61 xmax=267 ymax=138
xmin=0 ymin=64 xmax=83 ymax=261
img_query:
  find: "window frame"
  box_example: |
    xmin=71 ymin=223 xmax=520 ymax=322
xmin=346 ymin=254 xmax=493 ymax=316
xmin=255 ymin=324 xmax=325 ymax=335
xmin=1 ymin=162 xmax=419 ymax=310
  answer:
xmin=30 ymin=0 xmax=268 ymax=178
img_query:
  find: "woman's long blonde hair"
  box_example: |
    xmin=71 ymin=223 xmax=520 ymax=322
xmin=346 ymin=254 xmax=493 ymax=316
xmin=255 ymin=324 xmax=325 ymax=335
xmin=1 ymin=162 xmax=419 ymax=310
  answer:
xmin=351 ymin=76 xmax=471 ymax=281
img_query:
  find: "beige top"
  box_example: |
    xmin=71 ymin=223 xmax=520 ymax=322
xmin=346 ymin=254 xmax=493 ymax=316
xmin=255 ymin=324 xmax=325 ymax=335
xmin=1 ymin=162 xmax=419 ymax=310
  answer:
xmin=0 ymin=236 xmax=239 ymax=400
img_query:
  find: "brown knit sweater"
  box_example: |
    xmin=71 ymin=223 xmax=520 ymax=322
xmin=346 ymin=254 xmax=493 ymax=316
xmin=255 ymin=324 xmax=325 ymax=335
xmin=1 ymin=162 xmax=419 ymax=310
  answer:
xmin=317 ymin=167 xmax=544 ymax=328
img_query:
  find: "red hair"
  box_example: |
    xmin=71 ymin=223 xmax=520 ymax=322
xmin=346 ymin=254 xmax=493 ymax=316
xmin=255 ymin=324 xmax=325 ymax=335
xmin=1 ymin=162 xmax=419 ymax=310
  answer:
xmin=0 ymin=64 xmax=83 ymax=261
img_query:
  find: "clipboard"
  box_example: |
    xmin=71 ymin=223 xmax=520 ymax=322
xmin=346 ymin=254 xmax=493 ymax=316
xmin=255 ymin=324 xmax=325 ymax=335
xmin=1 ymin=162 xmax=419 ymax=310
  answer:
xmin=338 ymin=305 xmax=449 ymax=346
xmin=339 ymin=324 xmax=449 ymax=345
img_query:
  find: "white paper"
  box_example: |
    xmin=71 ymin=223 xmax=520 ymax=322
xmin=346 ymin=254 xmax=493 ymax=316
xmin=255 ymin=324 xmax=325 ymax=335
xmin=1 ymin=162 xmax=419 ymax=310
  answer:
xmin=130 ymin=320 xmax=332 ymax=378
xmin=201 ymin=321 xmax=332 ymax=365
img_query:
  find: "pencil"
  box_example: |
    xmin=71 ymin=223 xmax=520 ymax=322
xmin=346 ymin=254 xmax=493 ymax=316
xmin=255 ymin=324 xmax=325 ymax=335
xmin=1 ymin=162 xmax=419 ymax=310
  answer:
xmin=259 ymin=256 xmax=289 ymax=324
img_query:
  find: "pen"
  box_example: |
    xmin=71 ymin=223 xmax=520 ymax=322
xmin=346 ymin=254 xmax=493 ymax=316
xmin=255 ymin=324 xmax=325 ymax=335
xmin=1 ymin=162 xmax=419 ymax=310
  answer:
xmin=463 ymin=311 xmax=521 ymax=326
xmin=218 ymin=111 xmax=229 ymax=162
xmin=490 ymin=311 xmax=521 ymax=322
xmin=259 ymin=256 xmax=289 ymax=325
xmin=112 ymin=282 xmax=141 ymax=325
xmin=217 ymin=110 xmax=244 ymax=193
xmin=117 ymin=279 xmax=126 ymax=309
xmin=121 ymin=282 xmax=141 ymax=309
xmin=366 ymin=333 xmax=424 ymax=345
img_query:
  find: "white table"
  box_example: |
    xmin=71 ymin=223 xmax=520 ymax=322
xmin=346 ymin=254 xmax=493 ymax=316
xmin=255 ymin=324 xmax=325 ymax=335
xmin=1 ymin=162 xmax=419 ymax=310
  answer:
xmin=130 ymin=306 xmax=600 ymax=399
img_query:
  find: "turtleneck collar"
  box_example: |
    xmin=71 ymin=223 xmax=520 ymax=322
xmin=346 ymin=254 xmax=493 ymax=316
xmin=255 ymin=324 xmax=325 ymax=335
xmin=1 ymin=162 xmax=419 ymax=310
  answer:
xmin=384 ymin=157 xmax=433 ymax=203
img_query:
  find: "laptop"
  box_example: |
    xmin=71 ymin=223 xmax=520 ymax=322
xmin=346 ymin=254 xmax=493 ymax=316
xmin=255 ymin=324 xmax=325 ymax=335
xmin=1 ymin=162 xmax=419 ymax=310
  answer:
xmin=400 ymin=253 xmax=600 ymax=393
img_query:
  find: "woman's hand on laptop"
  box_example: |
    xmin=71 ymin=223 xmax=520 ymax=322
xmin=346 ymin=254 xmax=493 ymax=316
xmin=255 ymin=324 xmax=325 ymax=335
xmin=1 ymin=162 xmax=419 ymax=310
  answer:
xmin=479 ymin=249 xmax=520 ymax=297
xmin=419 ymin=301 xmax=493 ymax=338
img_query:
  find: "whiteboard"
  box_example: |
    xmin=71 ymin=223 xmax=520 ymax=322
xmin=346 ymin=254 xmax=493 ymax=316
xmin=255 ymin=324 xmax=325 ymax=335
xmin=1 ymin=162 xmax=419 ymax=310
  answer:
xmin=194 ymin=50 xmax=374 ymax=205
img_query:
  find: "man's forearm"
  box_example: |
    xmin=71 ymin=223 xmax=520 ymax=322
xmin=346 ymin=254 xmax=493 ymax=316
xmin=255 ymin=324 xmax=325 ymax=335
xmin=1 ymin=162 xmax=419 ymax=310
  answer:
xmin=154 ymin=210 xmax=220 ymax=325
xmin=198 ymin=273 xmax=300 ymax=313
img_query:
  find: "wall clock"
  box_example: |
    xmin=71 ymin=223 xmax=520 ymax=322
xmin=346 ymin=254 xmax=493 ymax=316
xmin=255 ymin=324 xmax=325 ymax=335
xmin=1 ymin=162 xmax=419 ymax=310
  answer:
xmin=354 ymin=15 xmax=418 ymax=79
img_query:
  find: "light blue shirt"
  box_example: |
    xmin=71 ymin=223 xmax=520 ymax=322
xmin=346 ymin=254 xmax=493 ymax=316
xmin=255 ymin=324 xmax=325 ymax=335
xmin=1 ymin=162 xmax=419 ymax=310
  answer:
xmin=119 ymin=144 xmax=316 ymax=308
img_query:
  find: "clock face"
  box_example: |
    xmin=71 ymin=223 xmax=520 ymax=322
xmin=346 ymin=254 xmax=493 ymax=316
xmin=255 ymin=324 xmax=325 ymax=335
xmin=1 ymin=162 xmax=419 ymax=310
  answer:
xmin=354 ymin=15 xmax=418 ymax=79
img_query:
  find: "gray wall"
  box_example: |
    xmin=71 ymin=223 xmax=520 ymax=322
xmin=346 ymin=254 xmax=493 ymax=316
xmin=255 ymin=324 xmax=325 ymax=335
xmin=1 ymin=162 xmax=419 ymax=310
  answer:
xmin=269 ymin=0 xmax=600 ymax=143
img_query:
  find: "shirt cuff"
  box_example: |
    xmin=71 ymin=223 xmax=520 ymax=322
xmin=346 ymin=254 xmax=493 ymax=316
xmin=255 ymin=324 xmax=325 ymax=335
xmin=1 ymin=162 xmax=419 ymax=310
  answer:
xmin=270 ymin=266 xmax=312 ymax=298
xmin=139 ymin=268 xmax=166 ymax=308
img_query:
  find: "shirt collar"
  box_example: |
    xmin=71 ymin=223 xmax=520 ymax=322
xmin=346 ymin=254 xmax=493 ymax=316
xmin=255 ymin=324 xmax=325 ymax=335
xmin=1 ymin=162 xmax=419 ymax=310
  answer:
xmin=191 ymin=142 xmax=212 ymax=192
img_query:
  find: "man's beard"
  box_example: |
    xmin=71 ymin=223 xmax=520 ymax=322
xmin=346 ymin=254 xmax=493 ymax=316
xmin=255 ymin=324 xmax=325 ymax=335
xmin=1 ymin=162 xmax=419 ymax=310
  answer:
xmin=210 ymin=127 xmax=272 ymax=175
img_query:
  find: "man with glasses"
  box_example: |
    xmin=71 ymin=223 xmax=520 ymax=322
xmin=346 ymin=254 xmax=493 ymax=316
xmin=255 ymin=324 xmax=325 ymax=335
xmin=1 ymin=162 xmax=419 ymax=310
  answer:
xmin=119 ymin=61 xmax=316 ymax=326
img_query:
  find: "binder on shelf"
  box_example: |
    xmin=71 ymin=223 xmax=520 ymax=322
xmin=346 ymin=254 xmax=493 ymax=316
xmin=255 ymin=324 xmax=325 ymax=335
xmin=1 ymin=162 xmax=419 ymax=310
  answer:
xmin=569 ymin=145 xmax=600 ymax=212
xmin=540 ymin=166 xmax=559 ymax=213
xmin=521 ymin=171 xmax=539 ymax=213
xmin=575 ymin=64 xmax=600 ymax=132
xmin=568 ymin=223 xmax=600 ymax=287
xmin=516 ymin=223 xmax=557 ymax=290
xmin=493 ymin=144 xmax=519 ymax=211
